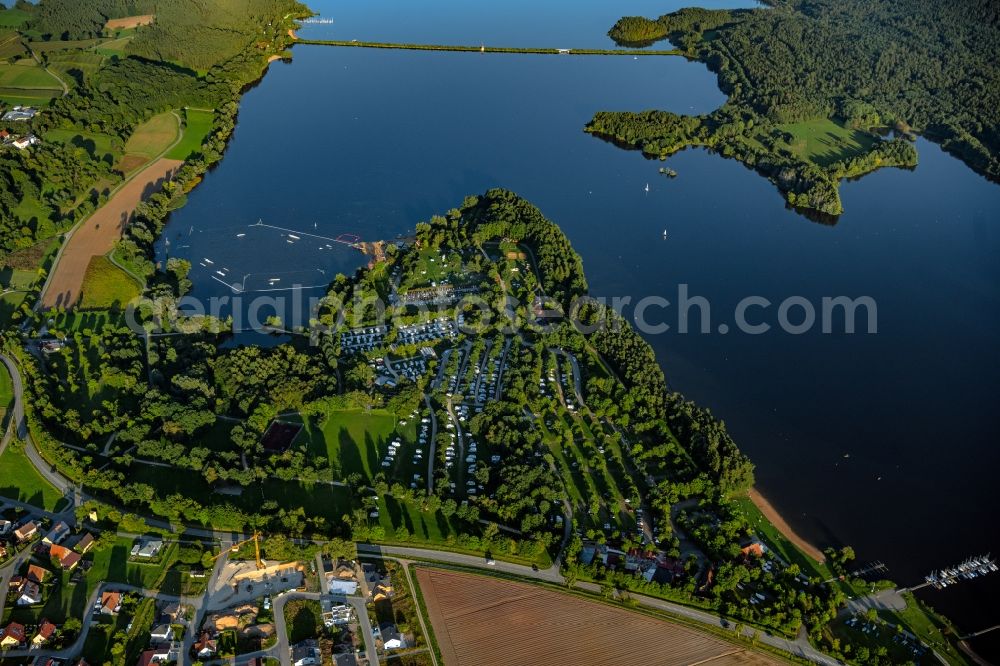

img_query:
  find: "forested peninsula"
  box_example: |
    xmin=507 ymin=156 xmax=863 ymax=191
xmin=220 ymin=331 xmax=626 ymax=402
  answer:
xmin=593 ymin=0 xmax=999 ymax=217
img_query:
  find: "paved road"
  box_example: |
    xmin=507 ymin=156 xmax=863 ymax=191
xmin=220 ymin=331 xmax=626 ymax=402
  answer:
xmin=347 ymin=594 xmax=380 ymax=666
xmin=357 ymin=543 xmax=563 ymax=585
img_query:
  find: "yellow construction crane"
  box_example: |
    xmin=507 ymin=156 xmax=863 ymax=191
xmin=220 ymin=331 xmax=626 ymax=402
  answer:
xmin=211 ymin=531 xmax=265 ymax=570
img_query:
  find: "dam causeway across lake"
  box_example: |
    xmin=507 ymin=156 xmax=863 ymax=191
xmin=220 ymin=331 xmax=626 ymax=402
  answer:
xmin=295 ymin=38 xmax=684 ymax=57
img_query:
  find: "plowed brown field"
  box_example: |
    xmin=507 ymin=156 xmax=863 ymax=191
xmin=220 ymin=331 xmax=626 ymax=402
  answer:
xmin=105 ymin=15 xmax=154 ymax=30
xmin=42 ymin=157 xmax=182 ymax=309
xmin=416 ymin=569 xmax=781 ymax=666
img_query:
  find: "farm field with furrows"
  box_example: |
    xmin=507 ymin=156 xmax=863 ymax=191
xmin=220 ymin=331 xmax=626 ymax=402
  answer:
xmin=415 ymin=568 xmax=781 ymax=666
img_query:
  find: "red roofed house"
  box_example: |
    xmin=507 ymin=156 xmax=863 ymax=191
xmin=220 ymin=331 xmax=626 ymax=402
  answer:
xmin=101 ymin=591 xmax=122 ymax=615
xmin=0 ymin=621 xmax=26 ymax=648
xmin=193 ymin=632 xmax=217 ymax=658
xmin=32 ymin=619 xmax=57 ymax=646
xmin=739 ymin=538 xmax=766 ymax=559
xmin=49 ymin=544 xmax=81 ymax=570
xmin=27 ymin=564 xmax=49 ymax=583
xmin=137 ymin=646 xmax=171 ymax=666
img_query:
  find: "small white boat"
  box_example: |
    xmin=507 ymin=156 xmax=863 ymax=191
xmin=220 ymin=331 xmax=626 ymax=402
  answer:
xmin=236 ymin=233 xmax=245 ymax=238
xmin=287 ymin=234 xmax=300 ymax=240
xmin=644 ymin=183 xmax=650 ymax=193
xmin=662 ymin=229 xmax=668 ymax=239
xmin=204 ymin=258 xmax=214 ymax=265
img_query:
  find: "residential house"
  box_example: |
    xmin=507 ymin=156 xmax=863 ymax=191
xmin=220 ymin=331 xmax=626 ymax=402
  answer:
xmin=101 ymin=591 xmax=122 ymax=615
xmin=0 ymin=544 xmax=7 ymax=560
xmin=740 ymin=538 xmax=766 ymax=559
xmin=328 ymin=579 xmax=358 ymax=595
xmin=136 ymin=647 xmax=171 ymax=666
xmin=74 ymin=533 xmax=95 ymax=554
xmin=321 ymin=601 xmax=353 ymax=628
xmin=149 ymin=624 xmax=172 ymax=643
xmin=49 ymin=544 xmax=82 ymax=571
xmin=8 ymin=575 xmax=23 ymax=588
xmin=379 ymin=624 xmax=407 ymax=651
xmin=59 ymin=551 xmax=82 ymax=570
xmin=27 ymin=564 xmax=49 ymax=583
xmin=14 ymin=521 xmax=38 ymax=542
xmin=0 ymin=622 xmax=26 ymax=648
xmin=159 ymin=602 xmax=182 ymax=623
xmin=49 ymin=544 xmax=71 ymax=561
xmin=74 ymin=660 xmax=90 ymax=666
xmin=131 ymin=539 xmax=163 ymax=559
xmin=43 ymin=522 xmax=70 ymax=546
xmin=0 ymin=130 xmax=9 ymax=141
xmin=12 ymin=134 xmax=39 ymax=150
xmin=0 ymin=519 xmax=12 ymax=534
xmin=17 ymin=581 xmax=43 ymax=606
xmin=192 ymin=632 xmax=217 ymax=658
xmin=291 ymin=640 xmax=320 ymax=666
xmin=32 ymin=619 xmax=57 ymax=647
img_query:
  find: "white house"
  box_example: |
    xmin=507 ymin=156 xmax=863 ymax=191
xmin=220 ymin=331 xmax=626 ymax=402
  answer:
xmin=131 ymin=539 xmax=164 ymax=558
xmin=379 ymin=624 xmax=407 ymax=650
xmin=149 ymin=624 xmax=173 ymax=643
xmin=326 ymin=579 xmax=358 ymax=595
xmin=16 ymin=581 xmax=43 ymax=606
xmin=11 ymin=135 xmax=39 ymax=150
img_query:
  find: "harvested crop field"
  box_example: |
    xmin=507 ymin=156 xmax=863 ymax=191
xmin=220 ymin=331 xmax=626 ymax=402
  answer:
xmin=105 ymin=15 xmax=154 ymax=30
xmin=416 ymin=569 xmax=780 ymax=666
xmin=42 ymin=157 xmax=183 ymax=308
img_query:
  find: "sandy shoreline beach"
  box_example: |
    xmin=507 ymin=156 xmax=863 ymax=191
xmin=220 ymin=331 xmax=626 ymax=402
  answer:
xmin=749 ymin=488 xmax=826 ymax=563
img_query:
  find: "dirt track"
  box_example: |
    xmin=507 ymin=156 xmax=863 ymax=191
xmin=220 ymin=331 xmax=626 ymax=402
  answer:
xmin=749 ymin=488 xmax=826 ymax=563
xmin=41 ymin=157 xmax=183 ymax=309
xmin=416 ymin=568 xmax=779 ymax=666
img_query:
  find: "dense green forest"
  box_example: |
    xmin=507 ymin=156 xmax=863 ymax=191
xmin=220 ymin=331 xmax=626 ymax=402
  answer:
xmin=32 ymin=0 xmax=300 ymax=71
xmin=598 ymin=0 xmax=999 ymax=215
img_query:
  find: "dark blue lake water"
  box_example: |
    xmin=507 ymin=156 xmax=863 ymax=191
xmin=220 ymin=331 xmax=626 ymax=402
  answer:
xmin=158 ymin=0 xmax=1000 ymax=654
